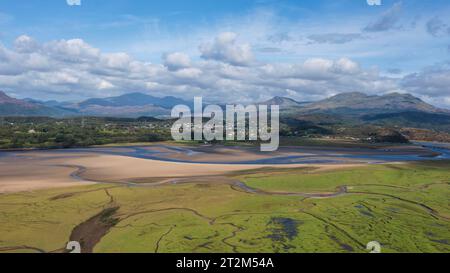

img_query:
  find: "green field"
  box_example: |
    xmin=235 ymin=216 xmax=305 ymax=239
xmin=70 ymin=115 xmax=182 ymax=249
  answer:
xmin=0 ymin=161 xmax=449 ymax=253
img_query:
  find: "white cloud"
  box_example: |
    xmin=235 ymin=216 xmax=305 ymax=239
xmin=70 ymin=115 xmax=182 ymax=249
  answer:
xmin=334 ymin=58 xmax=360 ymax=74
xmin=172 ymin=68 xmax=202 ymax=79
xmin=200 ymin=32 xmax=254 ymax=66
xmin=0 ymin=34 xmax=448 ymax=108
xmin=163 ymin=52 xmax=191 ymax=71
xmin=44 ymin=39 xmax=100 ymax=63
xmin=101 ymin=53 xmax=132 ymax=70
xmin=14 ymin=35 xmax=39 ymax=53
xmin=402 ymin=65 xmax=450 ymax=97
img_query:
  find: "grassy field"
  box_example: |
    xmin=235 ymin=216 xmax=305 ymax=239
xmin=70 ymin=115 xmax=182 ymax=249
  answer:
xmin=0 ymin=161 xmax=449 ymax=253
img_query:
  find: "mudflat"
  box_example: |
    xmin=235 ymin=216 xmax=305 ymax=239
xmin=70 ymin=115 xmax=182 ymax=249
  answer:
xmin=0 ymin=142 xmax=444 ymax=193
xmin=0 ymin=154 xmax=95 ymax=193
xmin=0 ymin=145 xmax=448 ymax=253
xmin=0 ymin=147 xmax=365 ymax=193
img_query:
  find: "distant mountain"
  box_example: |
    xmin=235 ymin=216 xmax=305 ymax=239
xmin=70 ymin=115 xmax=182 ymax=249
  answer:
xmin=297 ymin=92 xmax=445 ymax=115
xmin=361 ymin=111 xmax=450 ymax=132
xmin=65 ymin=92 xmax=191 ymax=118
xmin=0 ymin=91 xmax=75 ymax=117
xmin=1 ymin=91 xmax=190 ymax=118
xmin=1 ymin=91 xmax=32 ymax=106
xmin=262 ymin=92 xmax=447 ymax=116
xmin=78 ymin=92 xmax=190 ymax=109
xmin=261 ymin=96 xmax=308 ymax=107
xmin=24 ymin=98 xmax=66 ymax=108
xmin=76 ymin=104 xmax=171 ymax=118
xmin=2 ymin=91 xmax=449 ymax=122
xmin=263 ymin=92 xmax=450 ymax=134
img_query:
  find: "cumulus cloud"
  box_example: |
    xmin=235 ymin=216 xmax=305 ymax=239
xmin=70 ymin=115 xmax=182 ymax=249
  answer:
xmin=172 ymin=68 xmax=202 ymax=79
xmin=364 ymin=2 xmax=403 ymax=32
xmin=44 ymin=39 xmax=100 ymax=63
xmin=163 ymin=52 xmax=191 ymax=71
xmin=401 ymin=65 xmax=450 ymax=97
xmin=0 ymin=34 xmax=449 ymax=107
xmin=14 ymin=35 xmax=39 ymax=53
xmin=334 ymin=58 xmax=360 ymax=74
xmin=0 ymin=37 xmax=163 ymax=98
xmin=97 ymin=80 xmax=115 ymax=90
xmin=400 ymin=64 xmax=450 ymax=108
xmin=200 ymin=32 xmax=254 ymax=66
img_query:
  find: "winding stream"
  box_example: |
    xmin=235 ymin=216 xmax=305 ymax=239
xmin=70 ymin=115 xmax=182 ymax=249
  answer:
xmin=4 ymin=142 xmax=449 ymax=165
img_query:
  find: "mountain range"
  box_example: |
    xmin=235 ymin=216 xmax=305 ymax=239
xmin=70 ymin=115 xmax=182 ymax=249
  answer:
xmin=261 ymin=92 xmax=448 ymax=115
xmin=0 ymin=91 xmax=72 ymax=117
xmin=1 ymin=90 xmax=449 ymax=119
xmin=0 ymin=91 xmax=193 ymax=118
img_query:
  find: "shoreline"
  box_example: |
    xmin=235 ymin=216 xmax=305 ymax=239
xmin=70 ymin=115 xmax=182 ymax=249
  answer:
xmin=3 ymin=138 xmax=450 ymax=153
xmin=0 ymin=141 xmax=449 ymax=194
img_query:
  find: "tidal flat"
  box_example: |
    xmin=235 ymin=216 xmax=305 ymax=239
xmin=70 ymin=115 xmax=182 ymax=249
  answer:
xmin=0 ymin=143 xmax=449 ymax=253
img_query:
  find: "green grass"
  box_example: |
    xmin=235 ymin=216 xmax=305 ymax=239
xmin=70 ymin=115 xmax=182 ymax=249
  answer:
xmin=240 ymin=163 xmax=450 ymax=192
xmin=279 ymin=136 xmax=403 ymax=148
xmin=0 ymin=161 xmax=449 ymax=253
xmin=0 ymin=184 xmax=116 ymax=252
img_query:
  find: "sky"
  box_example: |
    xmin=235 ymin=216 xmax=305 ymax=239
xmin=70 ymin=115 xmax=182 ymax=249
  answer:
xmin=0 ymin=0 xmax=449 ymax=107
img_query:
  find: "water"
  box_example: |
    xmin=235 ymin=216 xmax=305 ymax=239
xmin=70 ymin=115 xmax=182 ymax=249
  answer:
xmin=412 ymin=141 xmax=450 ymax=160
xmin=1 ymin=142 xmax=449 ymax=165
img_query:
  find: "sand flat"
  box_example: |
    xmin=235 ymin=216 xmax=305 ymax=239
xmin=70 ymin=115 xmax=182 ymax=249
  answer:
xmin=163 ymin=146 xmax=315 ymax=162
xmin=0 ymin=150 xmax=363 ymax=193
xmin=65 ymin=154 xmax=307 ymax=180
xmin=0 ymin=145 xmax=386 ymax=193
xmin=0 ymin=162 xmax=95 ymax=193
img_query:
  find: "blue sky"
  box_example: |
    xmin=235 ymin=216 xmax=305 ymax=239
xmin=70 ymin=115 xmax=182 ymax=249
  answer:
xmin=0 ymin=0 xmax=450 ymax=107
